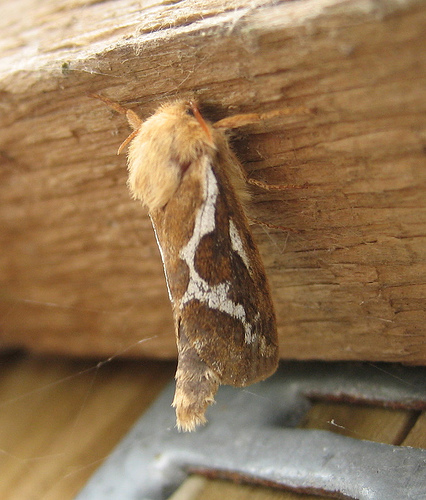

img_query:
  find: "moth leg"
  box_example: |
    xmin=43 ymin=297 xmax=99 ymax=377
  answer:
xmin=247 ymin=178 xmax=308 ymax=191
xmin=172 ymin=326 xmax=220 ymax=432
xmin=248 ymin=216 xmax=300 ymax=234
xmin=90 ymin=93 xmax=142 ymax=131
xmin=247 ymin=179 xmax=307 ymax=233
xmin=213 ymin=106 xmax=311 ymax=130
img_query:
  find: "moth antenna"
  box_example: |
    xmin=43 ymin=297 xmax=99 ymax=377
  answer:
xmin=213 ymin=106 xmax=311 ymax=130
xmin=189 ymin=100 xmax=213 ymax=145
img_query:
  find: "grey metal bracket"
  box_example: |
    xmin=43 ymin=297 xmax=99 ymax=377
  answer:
xmin=75 ymin=362 xmax=426 ymax=500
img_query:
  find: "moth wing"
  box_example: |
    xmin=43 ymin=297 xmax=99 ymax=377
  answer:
xmin=178 ymin=160 xmax=278 ymax=387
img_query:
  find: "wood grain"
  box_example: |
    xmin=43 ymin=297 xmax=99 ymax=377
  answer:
xmin=0 ymin=0 xmax=425 ymax=363
xmin=0 ymin=352 xmax=175 ymax=500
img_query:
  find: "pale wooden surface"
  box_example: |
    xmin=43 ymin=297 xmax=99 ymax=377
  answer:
xmin=0 ymin=352 xmax=175 ymax=500
xmin=0 ymin=352 xmax=423 ymax=500
xmin=0 ymin=0 xmax=425 ymax=364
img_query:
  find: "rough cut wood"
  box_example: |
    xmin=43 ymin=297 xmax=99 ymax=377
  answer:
xmin=0 ymin=0 xmax=425 ymax=364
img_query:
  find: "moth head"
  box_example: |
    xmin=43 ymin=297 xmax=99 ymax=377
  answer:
xmin=158 ymin=100 xmax=215 ymax=153
xmin=127 ymin=100 xmax=216 ymax=212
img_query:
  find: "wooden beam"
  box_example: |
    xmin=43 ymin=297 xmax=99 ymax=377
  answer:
xmin=0 ymin=0 xmax=425 ymax=363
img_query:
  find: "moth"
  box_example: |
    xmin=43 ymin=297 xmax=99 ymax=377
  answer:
xmin=93 ymin=95 xmax=279 ymax=431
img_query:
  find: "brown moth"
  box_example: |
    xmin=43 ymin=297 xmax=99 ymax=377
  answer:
xmin=93 ymin=95 xmax=279 ymax=431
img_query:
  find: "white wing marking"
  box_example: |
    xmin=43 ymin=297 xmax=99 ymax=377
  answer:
xmin=179 ymin=158 xmax=255 ymax=344
xmin=229 ymin=219 xmax=252 ymax=274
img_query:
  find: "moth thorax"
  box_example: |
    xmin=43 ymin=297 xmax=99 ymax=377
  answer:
xmin=127 ymin=133 xmax=183 ymax=211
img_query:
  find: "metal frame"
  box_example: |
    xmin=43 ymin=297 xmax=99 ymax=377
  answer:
xmin=75 ymin=362 xmax=426 ymax=500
